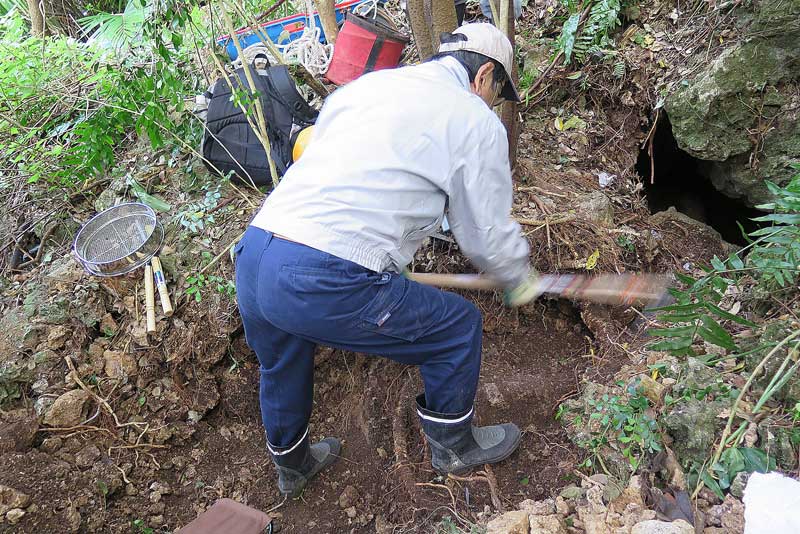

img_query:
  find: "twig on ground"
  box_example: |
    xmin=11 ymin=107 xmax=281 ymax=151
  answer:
xmin=515 ymin=214 xmax=576 ymax=226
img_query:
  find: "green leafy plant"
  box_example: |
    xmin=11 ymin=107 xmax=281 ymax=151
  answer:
xmin=616 ymin=234 xmax=635 ymax=252
xmin=648 ymin=168 xmax=800 ymax=360
xmin=184 ymin=273 xmax=235 ymax=302
xmin=177 ymin=186 xmax=223 ymax=233
xmin=555 ymin=0 xmax=626 ymax=64
xmin=579 ymin=382 xmax=661 ymax=471
xmin=132 ymin=519 xmax=154 ymax=534
xmin=688 ymin=447 xmax=775 ymax=500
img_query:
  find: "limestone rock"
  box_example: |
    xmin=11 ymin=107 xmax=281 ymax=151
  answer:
xmin=529 ymin=514 xmax=567 ymax=534
xmin=487 ymin=510 xmax=530 ymax=534
xmin=717 ymin=495 xmax=745 ymax=534
xmin=631 ymin=519 xmax=694 ymax=534
xmin=46 ymin=325 xmax=70 ymax=350
xmin=519 ymin=498 xmax=555 ymax=516
xmin=65 ymin=505 xmax=81 ymax=532
xmin=665 ymin=0 xmax=800 ymax=206
xmin=576 ymin=486 xmax=610 ymax=534
xmin=662 ymin=398 xmax=726 ymax=467
xmin=6 ymin=507 xmax=25 ymax=524
xmin=0 ymin=408 xmax=39 ymax=453
xmin=338 ymin=485 xmax=358 ymax=509
xmin=43 ymin=389 xmax=91 ymax=427
xmin=75 ymin=444 xmax=101 ymax=469
xmin=103 ymin=350 xmax=137 ymax=379
xmin=559 ymin=485 xmax=586 ymax=500
xmin=0 ymin=485 xmax=30 ymax=516
xmin=576 ymin=191 xmax=614 ymax=226
xmin=484 ymin=383 xmax=506 ymax=407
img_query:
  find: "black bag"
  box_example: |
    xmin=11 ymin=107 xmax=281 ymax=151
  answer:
xmin=202 ymin=64 xmax=318 ymax=186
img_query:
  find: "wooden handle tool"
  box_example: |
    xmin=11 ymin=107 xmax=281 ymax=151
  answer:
xmin=144 ymin=264 xmax=156 ymax=333
xmin=407 ymin=272 xmax=669 ymax=307
xmin=150 ymin=256 xmax=174 ymax=317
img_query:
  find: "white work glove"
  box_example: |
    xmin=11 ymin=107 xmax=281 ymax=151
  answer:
xmin=503 ymin=270 xmax=542 ymax=307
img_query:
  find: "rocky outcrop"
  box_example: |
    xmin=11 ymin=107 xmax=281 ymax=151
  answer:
xmin=665 ymin=0 xmax=800 ymax=206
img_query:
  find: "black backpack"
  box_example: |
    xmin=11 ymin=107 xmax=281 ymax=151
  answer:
xmin=202 ymin=64 xmax=318 ymax=186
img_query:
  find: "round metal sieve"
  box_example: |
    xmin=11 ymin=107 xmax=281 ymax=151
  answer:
xmin=73 ymin=202 xmax=164 ymax=277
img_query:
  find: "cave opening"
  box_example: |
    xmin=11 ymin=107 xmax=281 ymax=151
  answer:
xmin=636 ymin=114 xmax=764 ymax=245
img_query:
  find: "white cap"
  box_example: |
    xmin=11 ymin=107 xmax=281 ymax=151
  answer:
xmin=437 ymin=23 xmax=520 ymax=102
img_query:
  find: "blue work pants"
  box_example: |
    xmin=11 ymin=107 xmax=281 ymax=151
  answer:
xmin=234 ymin=226 xmax=483 ymax=451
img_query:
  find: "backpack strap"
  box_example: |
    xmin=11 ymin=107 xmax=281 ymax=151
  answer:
xmin=266 ymin=65 xmax=319 ymax=126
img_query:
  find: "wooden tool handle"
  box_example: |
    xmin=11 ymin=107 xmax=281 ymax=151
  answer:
xmin=144 ymin=264 xmax=156 ymax=333
xmin=406 ymin=272 xmax=501 ymax=291
xmin=408 ymin=271 xmax=668 ymax=307
xmin=150 ymin=256 xmax=174 ymax=317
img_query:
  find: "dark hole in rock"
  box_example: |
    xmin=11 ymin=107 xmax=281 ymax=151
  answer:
xmin=636 ymin=114 xmax=764 ymax=245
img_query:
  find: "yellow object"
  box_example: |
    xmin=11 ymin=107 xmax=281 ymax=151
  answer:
xmin=585 ymin=249 xmax=600 ymax=271
xmin=292 ymin=126 xmax=314 ymax=162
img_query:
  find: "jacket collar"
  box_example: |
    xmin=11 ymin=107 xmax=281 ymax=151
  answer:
xmin=432 ymin=56 xmax=471 ymax=92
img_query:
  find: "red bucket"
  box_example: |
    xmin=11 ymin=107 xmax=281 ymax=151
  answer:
xmin=325 ymin=12 xmax=409 ymax=85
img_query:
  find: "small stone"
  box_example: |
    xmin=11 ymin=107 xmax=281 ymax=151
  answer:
xmin=31 ymin=377 xmax=49 ymax=395
xmin=487 ymin=510 xmax=530 ymax=534
xmin=345 ymin=506 xmax=357 ymax=519
xmin=103 ymin=350 xmax=137 ymax=379
xmin=66 ymin=506 xmax=81 ymax=532
xmin=699 ymin=487 xmax=722 ymax=505
xmin=559 ymin=485 xmax=586 ymax=500
xmin=338 ymin=485 xmax=358 ymax=509
xmin=149 ymin=502 xmax=165 ymax=515
xmin=46 ymin=326 xmax=70 ymax=350
xmin=149 ymin=492 xmax=162 ymax=503
xmin=6 ymin=508 xmax=25 ymax=524
xmin=588 ymin=474 xmax=609 ymax=486
xmin=0 ymin=408 xmax=39 ymax=453
xmin=662 ymin=378 xmax=677 ymax=387
xmin=576 ymin=191 xmax=614 ymax=226
xmin=43 ymin=390 xmax=91 ymax=427
xmin=631 ymin=519 xmax=694 ymax=534
xmin=730 ymin=471 xmax=749 ymax=498
xmin=555 ymin=496 xmax=570 ymax=516
xmin=0 ymin=485 xmax=31 ymax=516
xmin=125 ymin=484 xmax=137 ymax=496
xmin=376 ymin=447 xmax=387 ymax=459
xmin=99 ymin=314 xmax=118 ymax=336
xmin=529 ymin=514 xmax=567 ymax=534
xmin=602 ymin=478 xmax=625 ymax=503
xmin=75 ymin=444 xmax=101 ymax=468
xmin=150 ymin=515 xmax=164 ymax=526
xmin=484 ymin=383 xmax=506 ymax=406
xmin=520 ymin=498 xmax=555 ymax=516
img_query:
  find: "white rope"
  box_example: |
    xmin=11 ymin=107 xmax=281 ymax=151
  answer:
xmin=231 ymin=43 xmax=280 ymax=69
xmin=281 ymin=0 xmax=334 ymax=77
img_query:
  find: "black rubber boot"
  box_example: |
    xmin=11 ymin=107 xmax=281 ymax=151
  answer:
xmin=416 ymin=394 xmax=521 ymax=475
xmin=269 ymin=432 xmax=341 ymax=498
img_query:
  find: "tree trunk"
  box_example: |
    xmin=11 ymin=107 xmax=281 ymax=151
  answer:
xmin=500 ymin=0 xmax=518 ymax=168
xmin=313 ymin=0 xmax=339 ymax=44
xmin=27 ymin=0 xmax=45 ymax=36
xmin=408 ymin=0 xmax=434 ymax=59
xmin=430 ymin=0 xmax=457 ymax=46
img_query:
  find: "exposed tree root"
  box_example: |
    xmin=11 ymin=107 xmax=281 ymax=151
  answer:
xmin=392 ymin=379 xmax=417 ymax=502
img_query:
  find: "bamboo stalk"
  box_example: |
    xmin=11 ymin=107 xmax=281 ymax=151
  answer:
xmin=144 ymin=264 xmax=156 ymax=334
xmin=150 ymin=256 xmax=173 ymax=317
xmin=220 ymin=5 xmax=280 ymax=188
